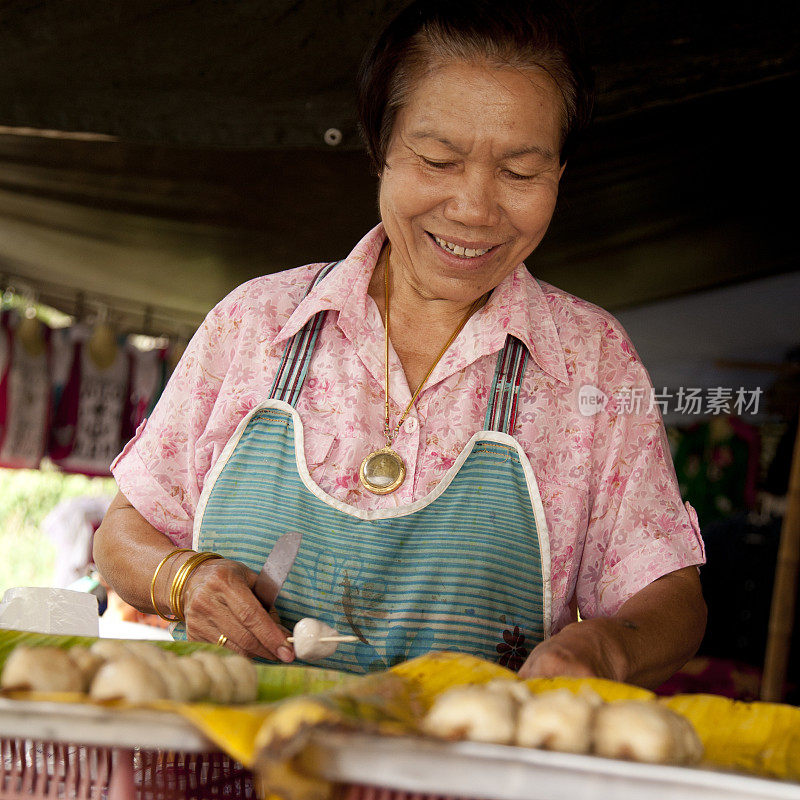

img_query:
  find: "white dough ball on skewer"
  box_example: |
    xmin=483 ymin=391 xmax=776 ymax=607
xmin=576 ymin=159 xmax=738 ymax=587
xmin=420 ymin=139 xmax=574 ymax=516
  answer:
xmin=423 ymin=685 xmax=517 ymax=744
xmin=516 ymin=688 xmax=602 ymax=753
xmin=189 ymin=651 xmax=236 ymax=703
xmin=221 ymin=654 xmax=259 ymax=704
xmin=593 ymin=700 xmax=703 ymax=765
xmin=290 ymin=618 xmax=358 ymax=661
xmin=1 ymin=646 xmax=84 ymax=693
xmin=292 ymin=618 xmax=340 ymax=660
xmin=89 ymin=656 xmax=170 ymax=704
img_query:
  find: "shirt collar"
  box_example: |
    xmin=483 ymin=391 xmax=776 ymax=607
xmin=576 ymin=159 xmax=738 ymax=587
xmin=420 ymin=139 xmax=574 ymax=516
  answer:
xmin=271 ymin=224 xmax=384 ymax=346
xmin=481 ymin=264 xmax=570 ymax=385
xmin=272 ymin=223 xmax=569 ymax=385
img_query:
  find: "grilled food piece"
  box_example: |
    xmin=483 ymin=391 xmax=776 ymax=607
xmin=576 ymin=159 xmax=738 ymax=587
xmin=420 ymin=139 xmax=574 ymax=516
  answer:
xmin=593 ymin=700 xmax=703 ymax=764
xmin=423 ymin=684 xmax=517 ymax=744
xmin=89 ymin=656 xmax=170 ymax=703
xmin=516 ymin=687 xmax=601 ymax=754
xmin=1 ymin=646 xmax=84 ymax=693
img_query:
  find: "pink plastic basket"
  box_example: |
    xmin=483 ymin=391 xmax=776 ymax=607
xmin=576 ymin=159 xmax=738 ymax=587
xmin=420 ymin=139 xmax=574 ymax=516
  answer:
xmin=0 ymin=738 xmax=256 ymax=800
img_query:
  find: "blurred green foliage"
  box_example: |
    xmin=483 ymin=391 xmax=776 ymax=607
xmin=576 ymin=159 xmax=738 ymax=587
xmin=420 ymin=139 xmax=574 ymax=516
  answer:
xmin=0 ymin=463 xmax=114 ymax=591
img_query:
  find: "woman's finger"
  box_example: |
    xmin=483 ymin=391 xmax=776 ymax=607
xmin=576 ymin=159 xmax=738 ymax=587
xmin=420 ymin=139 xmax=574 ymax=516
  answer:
xmin=187 ymin=599 xmax=284 ymax=659
xmin=182 ymin=560 xmax=294 ymax=661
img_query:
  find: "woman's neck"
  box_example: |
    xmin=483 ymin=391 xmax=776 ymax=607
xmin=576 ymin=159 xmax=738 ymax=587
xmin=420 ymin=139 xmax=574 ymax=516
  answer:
xmin=367 ymin=247 xmax=487 ymax=392
xmin=368 ymin=248 xmax=483 ymax=330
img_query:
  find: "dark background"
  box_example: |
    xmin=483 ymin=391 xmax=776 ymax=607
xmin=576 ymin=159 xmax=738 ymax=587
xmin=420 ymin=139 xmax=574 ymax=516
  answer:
xmin=0 ymin=0 xmax=797 ymax=335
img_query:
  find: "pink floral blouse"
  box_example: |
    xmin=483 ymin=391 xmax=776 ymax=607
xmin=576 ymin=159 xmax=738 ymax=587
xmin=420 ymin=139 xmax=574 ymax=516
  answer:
xmin=112 ymin=224 xmax=705 ymax=633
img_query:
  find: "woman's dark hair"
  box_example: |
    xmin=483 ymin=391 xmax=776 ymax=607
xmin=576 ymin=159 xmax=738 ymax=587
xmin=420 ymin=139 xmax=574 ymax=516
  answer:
xmin=357 ymin=0 xmax=594 ymax=170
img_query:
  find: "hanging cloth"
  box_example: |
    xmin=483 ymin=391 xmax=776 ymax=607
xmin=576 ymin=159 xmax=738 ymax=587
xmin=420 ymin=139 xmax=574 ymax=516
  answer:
xmin=49 ymin=328 xmax=133 ymax=476
xmin=0 ymin=311 xmax=52 ymax=469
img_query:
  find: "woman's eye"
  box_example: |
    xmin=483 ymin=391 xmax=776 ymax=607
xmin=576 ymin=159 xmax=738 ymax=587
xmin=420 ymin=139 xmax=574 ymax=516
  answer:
xmin=504 ymin=169 xmax=533 ymax=181
xmin=421 ymin=157 xmax=455 ymax=169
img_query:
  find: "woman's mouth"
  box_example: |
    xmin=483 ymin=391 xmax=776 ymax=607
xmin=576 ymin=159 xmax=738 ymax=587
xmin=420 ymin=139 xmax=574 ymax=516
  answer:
xmin=431 ymin=234 xmax=496 ymax=259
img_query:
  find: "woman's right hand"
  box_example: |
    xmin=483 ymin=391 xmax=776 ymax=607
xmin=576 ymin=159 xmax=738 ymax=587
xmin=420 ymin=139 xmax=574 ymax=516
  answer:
xmin=181 ymin=558 xmax=295 ymax=662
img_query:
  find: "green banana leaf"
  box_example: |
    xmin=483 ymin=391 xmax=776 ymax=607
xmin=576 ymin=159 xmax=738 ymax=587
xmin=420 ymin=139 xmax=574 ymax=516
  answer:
xmin=0 ymin=627 xmax=350 ymax=702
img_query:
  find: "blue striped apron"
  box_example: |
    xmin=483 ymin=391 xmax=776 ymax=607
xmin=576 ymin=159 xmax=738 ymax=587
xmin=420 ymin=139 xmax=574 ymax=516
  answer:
xmin=185 ymin=264 xmax=552 ymax=673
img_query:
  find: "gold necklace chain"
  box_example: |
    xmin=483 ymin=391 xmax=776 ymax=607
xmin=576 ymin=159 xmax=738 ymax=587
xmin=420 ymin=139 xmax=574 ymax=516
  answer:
xmin=360 ymin=244 xmax=485 ymax=495
xmin=382 ymin=245 xmax=483 ymax=447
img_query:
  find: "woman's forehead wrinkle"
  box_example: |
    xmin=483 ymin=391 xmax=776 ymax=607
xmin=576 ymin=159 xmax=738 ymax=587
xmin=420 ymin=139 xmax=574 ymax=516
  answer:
xmin=487 ymin=64 xmax=518 ymax=94
xmin=408 ymin=129 xmax=466 ymax=154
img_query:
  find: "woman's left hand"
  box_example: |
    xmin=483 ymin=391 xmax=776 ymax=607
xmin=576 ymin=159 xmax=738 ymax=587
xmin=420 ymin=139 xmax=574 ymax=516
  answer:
xmin=518 ymin=618 xmax=628 ymax=681
xmin=518 ymin=566 xmax=707 ymax=687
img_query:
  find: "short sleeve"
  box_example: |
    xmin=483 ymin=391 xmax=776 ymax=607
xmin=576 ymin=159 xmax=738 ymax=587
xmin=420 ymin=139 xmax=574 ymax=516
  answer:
xmin=576 ymin=319 xmax=706 ymax=619
xmin=111 ymin=298 xmax=232 ymax=547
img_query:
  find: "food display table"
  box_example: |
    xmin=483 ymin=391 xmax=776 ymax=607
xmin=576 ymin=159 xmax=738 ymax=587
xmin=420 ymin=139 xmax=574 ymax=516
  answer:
xmin=2 ymin=698 xmax=799 ymax=800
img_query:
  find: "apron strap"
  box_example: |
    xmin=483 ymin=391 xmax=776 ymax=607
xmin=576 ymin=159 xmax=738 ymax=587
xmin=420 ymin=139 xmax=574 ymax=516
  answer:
xmin=484 ymin=336 xmax=529 ymax=434
xmin=269 ymin=261 xmax=339 ymax=405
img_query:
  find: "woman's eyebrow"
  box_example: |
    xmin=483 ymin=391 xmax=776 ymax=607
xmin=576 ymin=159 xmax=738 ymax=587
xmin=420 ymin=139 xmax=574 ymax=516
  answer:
xmin=407 ymin=131 xmax=557 ymax=162
xmin=502 ymin=144 xmax=559 ymax=162
xmin=408 ymin=130 xmax=465 ymax=153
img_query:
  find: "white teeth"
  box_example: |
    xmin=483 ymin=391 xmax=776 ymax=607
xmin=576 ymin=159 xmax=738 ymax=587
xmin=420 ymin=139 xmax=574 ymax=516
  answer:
xmin=433 ymin=236 xmax=491 ymax=258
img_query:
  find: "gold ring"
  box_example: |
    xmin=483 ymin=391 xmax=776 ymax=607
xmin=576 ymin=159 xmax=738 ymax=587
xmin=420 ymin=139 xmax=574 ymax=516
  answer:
xmin=216 ymin=633 xmax=228 ymax=648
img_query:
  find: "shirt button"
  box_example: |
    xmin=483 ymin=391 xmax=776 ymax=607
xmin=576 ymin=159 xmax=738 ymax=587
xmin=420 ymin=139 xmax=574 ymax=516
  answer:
xmin=404 ymin=417 xmax=418 ymax=433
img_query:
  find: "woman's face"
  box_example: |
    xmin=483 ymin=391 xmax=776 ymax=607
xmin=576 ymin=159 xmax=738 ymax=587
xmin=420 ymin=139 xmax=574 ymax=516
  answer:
xmin=379 ymin=59 xmax=565 ymax=306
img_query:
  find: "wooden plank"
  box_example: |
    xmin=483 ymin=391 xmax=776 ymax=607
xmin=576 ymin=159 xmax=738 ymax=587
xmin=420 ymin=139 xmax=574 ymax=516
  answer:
xmin=761 ymin=421 xmax=800 ymax=702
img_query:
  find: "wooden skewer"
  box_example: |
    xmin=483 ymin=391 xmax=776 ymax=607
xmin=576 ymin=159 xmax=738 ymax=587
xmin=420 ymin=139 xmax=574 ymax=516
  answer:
xmin=286 ymin=635 xmax=359 ymax=643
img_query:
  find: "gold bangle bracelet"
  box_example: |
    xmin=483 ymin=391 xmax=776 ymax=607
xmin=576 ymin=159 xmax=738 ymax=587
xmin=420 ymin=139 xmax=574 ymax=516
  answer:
xmin=169 ymin=551 xmax=223 ymax=622
xmin=169 ymin=553 xmax=200 ymax=622
xmin=150 ymin=548 xmax=194 ymax=622
xmin=170 ymin=552 xmax=223 ymax=622
xmin=169 ymin=554 xmax=202 ymax=621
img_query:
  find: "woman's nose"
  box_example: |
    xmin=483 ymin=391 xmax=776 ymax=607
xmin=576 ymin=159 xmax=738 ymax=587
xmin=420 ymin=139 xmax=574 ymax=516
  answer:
xmin=442 ymin=169 xmax=501 ymax=228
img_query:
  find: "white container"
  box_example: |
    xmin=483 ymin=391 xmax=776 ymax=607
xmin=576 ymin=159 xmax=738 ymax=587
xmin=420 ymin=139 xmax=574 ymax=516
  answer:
xmin=0 ymin=586 xmax=99 ymax=637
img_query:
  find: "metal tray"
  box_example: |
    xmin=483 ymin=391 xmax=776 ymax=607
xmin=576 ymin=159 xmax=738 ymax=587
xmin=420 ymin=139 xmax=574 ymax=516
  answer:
xmin=1 ymin=698 xmax=798 ymax=800
xmin=0 ymin=697 xmax=214 ymax=752
xmin=301 ymin=731 xmax=800 ymax=800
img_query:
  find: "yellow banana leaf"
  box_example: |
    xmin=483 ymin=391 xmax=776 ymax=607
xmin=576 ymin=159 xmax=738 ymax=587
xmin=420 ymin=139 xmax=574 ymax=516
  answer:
xmin=664 ymin=693 xmax=800 ymax=779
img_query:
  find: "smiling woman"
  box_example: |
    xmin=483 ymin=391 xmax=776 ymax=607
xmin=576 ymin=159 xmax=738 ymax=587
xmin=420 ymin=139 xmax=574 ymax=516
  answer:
xmin=377 ymin=60 xmax=565 ymax=315
xmin=93 ymin=0 xmax=706 ymax=687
